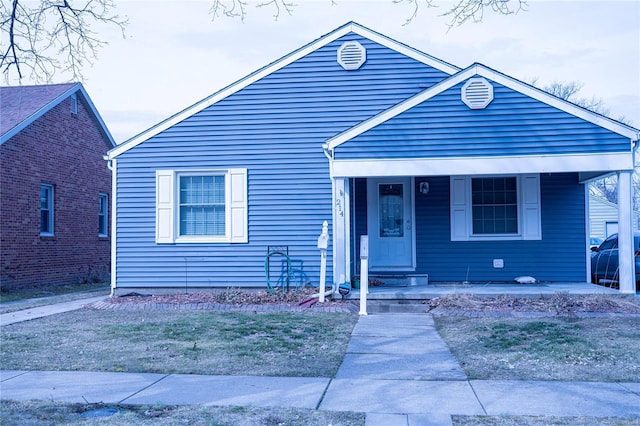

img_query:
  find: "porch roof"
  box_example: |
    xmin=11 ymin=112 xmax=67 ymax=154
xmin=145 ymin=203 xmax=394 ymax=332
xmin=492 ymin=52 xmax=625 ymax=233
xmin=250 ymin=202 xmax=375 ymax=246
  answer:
xmin=324 ymin=64 xmax=639 ymax=179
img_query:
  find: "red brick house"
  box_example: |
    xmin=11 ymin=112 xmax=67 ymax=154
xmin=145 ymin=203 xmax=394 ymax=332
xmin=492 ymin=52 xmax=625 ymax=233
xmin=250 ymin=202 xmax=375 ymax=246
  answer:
xmin=1 ymin=83 xmax=115 ymax=291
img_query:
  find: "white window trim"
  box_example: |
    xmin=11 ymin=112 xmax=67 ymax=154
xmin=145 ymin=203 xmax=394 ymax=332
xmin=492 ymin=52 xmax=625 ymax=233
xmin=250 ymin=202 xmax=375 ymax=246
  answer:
xmin=156 ymin=168 xmax=247 ymax=244
xmin=40 ymin=183 xmax=54 ymax=236
xmin=450 ymin=174 xmax=541 ymax=241
xmin=99 ymin=193 xmax=108 ymax=237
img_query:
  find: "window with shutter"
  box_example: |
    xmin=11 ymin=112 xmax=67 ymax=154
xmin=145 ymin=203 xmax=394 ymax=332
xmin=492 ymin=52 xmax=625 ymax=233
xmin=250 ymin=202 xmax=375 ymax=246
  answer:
xmin=450 ymin=174 xmax=541 ymax=241
xmin=156 ymin=168 xmax=247 ymax=243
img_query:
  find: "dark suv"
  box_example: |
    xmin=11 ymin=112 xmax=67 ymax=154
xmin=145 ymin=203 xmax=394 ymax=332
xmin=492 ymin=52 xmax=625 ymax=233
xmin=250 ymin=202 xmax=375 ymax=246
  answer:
xmin=590 ymin=232 xmax=640 ymax=291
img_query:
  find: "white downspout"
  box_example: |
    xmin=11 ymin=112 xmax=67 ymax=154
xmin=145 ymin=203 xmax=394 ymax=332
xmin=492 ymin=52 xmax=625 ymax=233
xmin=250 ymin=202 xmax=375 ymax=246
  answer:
xmin=106 ymin=157 xmax=117 ymax=297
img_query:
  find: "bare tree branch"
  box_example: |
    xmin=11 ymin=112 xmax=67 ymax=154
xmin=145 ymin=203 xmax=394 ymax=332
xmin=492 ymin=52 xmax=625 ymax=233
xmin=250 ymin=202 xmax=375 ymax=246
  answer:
xmin=0 ymin=0 xmax=127 ymax=83
xmin=443 ymin=0 xmax=527 ymax=28
xmin=211 ymin=0 xmax=297 ymax=22
xmin=541 ymin=80 xmax=638 ymax=208
xmin=256 ymin=0 xmax=296 ymax=20
xmin=209 ymin=0 xmax=526 ymax=27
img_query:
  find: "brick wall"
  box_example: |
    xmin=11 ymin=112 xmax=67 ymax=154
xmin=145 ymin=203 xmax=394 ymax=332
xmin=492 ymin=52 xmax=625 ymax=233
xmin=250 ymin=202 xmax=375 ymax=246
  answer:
xmin=0 ymin=94 xmax=112 ymax=291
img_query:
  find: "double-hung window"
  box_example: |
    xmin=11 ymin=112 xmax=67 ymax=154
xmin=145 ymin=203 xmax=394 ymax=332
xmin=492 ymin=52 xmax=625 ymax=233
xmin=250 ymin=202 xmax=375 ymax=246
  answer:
xmin=156 ymin=168 xmax=247 ymax=243
xmin=99 ymin=193 xmax=108 ymax=237
xmin=450 ymin=174 xmax=541 ymax=241
xmin=179 ymin=175 xmax=225 ymax=237
xmin=40 ymin=184 xmax=54 ymax=236
xmin=471 ymin=177 xmax=518 ymax=235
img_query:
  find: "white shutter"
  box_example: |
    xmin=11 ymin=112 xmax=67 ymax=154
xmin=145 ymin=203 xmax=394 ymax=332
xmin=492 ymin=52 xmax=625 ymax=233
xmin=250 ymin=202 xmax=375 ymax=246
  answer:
xmin=156 ymin=170 xmax=175 ymax=244
xmin=229 ymin=168 xmax=248 ymax=243
xmin=521 ymin=174 xmax=541 ymax=240
xmin=450 ymin=176 xmax=469 ymax=241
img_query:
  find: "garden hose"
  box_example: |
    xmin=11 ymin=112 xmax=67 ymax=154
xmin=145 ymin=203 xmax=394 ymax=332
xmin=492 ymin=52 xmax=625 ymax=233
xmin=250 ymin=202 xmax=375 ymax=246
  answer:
xmin=264 ymin=250 xmax=292 ymax=294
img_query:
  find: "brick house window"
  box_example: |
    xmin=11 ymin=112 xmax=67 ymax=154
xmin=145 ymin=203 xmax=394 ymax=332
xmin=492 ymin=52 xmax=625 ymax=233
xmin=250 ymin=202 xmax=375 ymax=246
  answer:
xmin=70 ymin=93 xmax=78 ymax=115
xmin=99 ymin=193 xmax=108 ymax=237
xmin=40 ymin=184 xmax=54 ymax=235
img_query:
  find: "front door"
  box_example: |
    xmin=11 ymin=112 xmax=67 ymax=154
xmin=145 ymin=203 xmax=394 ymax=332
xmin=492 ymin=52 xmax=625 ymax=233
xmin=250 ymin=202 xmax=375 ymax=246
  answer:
xmin=367 ymin=177 xmax=415 ymax=270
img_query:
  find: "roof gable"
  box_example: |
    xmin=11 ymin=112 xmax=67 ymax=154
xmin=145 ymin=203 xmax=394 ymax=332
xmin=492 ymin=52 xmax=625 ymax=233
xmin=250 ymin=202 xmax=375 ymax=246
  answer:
xmin=326 ymin=63 xmax=640 ymax=151
xmin=0 ymin=83 xmax=115 ymax=147
xmin=107 ymin=21 xmax=460 ymax=159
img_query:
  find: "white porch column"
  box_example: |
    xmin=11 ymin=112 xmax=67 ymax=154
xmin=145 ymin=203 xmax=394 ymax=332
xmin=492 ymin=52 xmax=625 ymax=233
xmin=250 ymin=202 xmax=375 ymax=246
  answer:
xmin=617 ymin=170 xmax=635 ymax=293
xmin=333 ymin=177 xmax=349 ymax=287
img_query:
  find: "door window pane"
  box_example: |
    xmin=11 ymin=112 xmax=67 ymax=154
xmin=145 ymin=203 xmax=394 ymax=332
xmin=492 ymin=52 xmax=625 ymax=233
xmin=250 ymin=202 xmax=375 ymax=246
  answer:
xmin=379 ymin=184 xmax=403 ymax=237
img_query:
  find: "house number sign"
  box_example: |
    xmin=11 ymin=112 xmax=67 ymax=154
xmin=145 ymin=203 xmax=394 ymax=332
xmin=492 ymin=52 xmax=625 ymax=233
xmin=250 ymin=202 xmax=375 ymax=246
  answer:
xmin=335 ymin=189 xmax=344 ymax=217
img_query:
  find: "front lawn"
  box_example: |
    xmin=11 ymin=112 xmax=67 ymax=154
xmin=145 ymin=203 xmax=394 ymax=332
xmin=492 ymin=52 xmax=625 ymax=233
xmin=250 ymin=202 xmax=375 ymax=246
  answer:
xmin=0 ymin=309 xmax=357 ymax=377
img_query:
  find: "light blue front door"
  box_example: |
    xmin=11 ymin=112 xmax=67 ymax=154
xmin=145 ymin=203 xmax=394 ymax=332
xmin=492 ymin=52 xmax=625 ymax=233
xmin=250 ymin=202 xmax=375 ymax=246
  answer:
xmin=367 ymin=177 xmax=415 ymax=270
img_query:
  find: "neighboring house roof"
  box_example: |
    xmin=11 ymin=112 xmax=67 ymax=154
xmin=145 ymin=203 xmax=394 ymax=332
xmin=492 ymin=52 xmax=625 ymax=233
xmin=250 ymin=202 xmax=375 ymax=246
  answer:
xmin=590 ymin=193 xmax=640 ymax=214
xmin=107 ymin=21 xmax=460 ymax=159
xmin=325 ymin=63 xmax=640 ymax=151
xmin=0 ymin=82 xmax=116 ymax=147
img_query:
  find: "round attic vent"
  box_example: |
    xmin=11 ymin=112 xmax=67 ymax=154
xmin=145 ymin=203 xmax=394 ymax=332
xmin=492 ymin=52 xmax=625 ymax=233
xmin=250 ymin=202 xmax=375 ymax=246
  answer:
xmin=461 ymin=78 xmax=494 ymax=109
xmin=337 ymin=41 xmax=366 ymax=71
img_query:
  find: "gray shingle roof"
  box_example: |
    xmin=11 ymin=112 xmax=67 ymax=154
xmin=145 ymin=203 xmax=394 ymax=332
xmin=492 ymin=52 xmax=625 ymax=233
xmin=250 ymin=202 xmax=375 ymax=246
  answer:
xmin=0 ymin=83 xmax=78 ymax=137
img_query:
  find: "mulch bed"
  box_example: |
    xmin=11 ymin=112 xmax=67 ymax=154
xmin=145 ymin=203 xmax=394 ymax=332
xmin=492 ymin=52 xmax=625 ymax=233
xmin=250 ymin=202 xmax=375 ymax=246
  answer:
xmin=424 ymin=293 xmax=640 ymax=317
xmin=92 ymin=288 xmax=640 ymax=317
xmin=93 ymin=287 xmax=359 ymax=313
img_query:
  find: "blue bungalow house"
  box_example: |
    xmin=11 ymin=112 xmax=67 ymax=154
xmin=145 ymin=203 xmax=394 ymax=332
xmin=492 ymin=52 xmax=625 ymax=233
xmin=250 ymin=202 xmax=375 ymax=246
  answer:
xmin=106 ymin=22 xmax=639 ymax=295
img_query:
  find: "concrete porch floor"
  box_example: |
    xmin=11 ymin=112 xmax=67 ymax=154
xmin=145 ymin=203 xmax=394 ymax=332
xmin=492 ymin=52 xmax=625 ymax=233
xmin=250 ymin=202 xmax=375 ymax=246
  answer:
xmin=344 ymin=282 xmax=623 ymax=301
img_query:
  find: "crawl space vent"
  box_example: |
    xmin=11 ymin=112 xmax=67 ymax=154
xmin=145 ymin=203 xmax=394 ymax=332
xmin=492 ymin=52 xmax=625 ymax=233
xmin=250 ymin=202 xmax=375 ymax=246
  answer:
xmin=337 ymin=41 xmax=366 ymax=71
xmin=461 ymin=78 xmax=494 ymax=109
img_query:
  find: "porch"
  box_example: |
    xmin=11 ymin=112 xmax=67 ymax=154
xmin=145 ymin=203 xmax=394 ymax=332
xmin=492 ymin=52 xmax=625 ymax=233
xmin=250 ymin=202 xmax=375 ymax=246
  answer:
xmin=324 ymin=64 xmax=638 ymax=294
xmin=342 ymin=281 xmax=623 ymax=313
xmin=345 ymin=281 xmax=621 ymax=301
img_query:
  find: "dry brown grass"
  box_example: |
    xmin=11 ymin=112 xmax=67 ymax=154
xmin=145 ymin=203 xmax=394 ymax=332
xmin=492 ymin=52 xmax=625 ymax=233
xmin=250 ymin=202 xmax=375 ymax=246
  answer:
xmin=0 ymin=309 xmax=357 ymax=377
xmin=425 ymin=293 xmax=640 ymax=315
xmin=0 ymin=400 xmax=365 ymax=425
xmin=435 ymin=315 xmax=640 ymax=381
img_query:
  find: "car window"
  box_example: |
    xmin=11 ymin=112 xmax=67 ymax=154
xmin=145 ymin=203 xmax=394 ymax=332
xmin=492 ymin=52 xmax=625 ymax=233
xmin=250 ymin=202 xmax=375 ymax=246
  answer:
xmin=598 ymin=234 xmax=618 ymax=250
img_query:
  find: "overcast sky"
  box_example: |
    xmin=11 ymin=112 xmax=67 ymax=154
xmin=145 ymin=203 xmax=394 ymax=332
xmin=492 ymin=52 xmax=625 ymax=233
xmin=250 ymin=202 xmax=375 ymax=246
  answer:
xmin=28 ymin=1 xmax=640 ymax=143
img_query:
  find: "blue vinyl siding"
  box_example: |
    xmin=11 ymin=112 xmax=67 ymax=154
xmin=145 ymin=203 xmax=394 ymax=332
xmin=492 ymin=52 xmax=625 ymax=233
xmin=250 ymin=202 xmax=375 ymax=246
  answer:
xmin=353 ymin=173 xmax=586 ymax=282
xmin=114 ymin=33 xmax=450 ymax=289
xmin=336 ymin=81 xmax=631 ymax=160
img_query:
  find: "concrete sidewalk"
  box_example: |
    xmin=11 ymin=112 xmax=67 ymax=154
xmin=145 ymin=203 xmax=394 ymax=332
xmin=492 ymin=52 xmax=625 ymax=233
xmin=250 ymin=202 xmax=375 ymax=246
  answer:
xmin=2 ymin=305 xmax=640 ymax=424
xmin=2 ymin=370 xmax=639 ymax=424
xmin=0 ymin=295 xmax=107 ymax=326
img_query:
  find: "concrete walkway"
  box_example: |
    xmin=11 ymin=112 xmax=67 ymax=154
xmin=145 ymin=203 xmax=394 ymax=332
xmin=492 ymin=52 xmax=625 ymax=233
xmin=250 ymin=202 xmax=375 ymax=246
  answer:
xmin=0 ymin=295 xmax=107 ymax=326
xmin=1 ymin=299 xmax=640 ymax=424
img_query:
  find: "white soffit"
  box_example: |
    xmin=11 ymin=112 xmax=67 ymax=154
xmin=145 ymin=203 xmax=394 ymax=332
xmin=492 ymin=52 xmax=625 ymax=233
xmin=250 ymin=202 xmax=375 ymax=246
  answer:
xmin=331 ymin=153 xmax=633 ymax=178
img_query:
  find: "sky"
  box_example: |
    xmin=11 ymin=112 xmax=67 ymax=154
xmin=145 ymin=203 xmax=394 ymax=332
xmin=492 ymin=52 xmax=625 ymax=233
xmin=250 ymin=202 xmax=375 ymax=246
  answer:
xmin=19 ymin=0 xmax=640 ymax=143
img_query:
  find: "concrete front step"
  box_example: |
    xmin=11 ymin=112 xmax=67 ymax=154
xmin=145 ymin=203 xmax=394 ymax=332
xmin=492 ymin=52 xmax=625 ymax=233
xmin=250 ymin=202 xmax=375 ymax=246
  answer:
xmin=365 ymin=300 xmax=429 ymax=314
